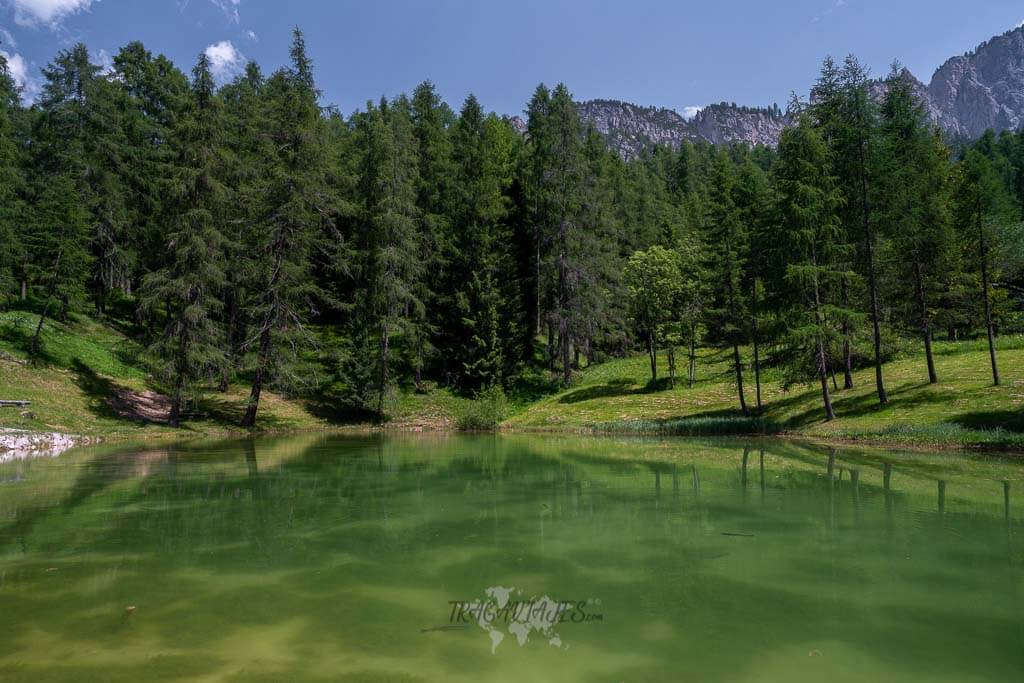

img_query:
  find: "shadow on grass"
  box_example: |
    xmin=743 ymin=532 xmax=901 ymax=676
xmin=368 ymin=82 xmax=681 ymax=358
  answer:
xmin=950 ymin=410 xmax=1024 ymax=433
xmin=559 ymin=377 xmax=638 ymax=404
xmin=70 ymin=358 xmax=171 ymax=425
xmin=774 ymin=381 xmax=948 ymax=429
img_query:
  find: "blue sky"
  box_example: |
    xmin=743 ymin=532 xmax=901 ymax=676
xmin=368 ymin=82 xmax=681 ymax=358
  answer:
xmin=1 ymin=0 xmax=1022 ymax=116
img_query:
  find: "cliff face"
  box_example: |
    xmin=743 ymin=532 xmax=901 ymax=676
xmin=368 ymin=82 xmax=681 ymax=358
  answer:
xmin=573 ymin=25 xmax=1024 ymax=157
xmin=927 ymin=27 xmax=1024 ymax=138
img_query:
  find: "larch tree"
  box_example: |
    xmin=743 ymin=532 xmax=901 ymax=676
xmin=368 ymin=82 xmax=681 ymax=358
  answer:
xmin=703 ymin=151 xmax=751 ymax=416
xmin=241 ymin=28 xmax=331 ymax=427
xmin=140 ymin=53 xmax=228 ymax=427
xmin=878 ymin=65 xmax=954 ymax=385
xmin=954 ymin=150 xmax=1010 ymax=386
xmin=355 ymin=96 xmax=422 ymax=418
xmin=773 ymin=117 xmax=848 ymax=421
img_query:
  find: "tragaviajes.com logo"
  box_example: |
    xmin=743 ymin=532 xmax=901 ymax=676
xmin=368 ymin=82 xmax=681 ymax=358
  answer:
xmin=437 ymin=586 xmax=603 ymax=653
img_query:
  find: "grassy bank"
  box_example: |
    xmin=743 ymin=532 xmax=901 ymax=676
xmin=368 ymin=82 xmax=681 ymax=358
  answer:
xmin=504 ymin=338 xmax=1024 ymax=451
xmin=2 ymin=307 xmax=1023 ymax=451
xmin=0 ymin=310 xmax=332 ymax=440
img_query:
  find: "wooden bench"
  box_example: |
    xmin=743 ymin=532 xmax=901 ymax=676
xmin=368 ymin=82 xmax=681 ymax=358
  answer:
xmin=0 ymin=400 xmax=31 ymax=408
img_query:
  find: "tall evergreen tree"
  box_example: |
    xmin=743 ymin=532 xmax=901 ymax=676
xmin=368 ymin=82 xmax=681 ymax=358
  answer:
xmin=955 ymin=150 xmax=1010 ymax=386
xmin=878 ymin=65 xmax=954 ymax=384
xmin=354 ymin=96 xmax=422 ymax=417
xmin=241 ymin=28 xmax=330 ymax=427
xmin=0 ymin=51 xmax=24 ymax=302
xmin=773 ymin=117 xmax=848 ymax=420
xmin=839 ymin=55 xmax=888 ymax=404
xmin=140 ymin=54 xmax=228 ymax=426
xmin=703 ymin=151 xmax=751 ymax=416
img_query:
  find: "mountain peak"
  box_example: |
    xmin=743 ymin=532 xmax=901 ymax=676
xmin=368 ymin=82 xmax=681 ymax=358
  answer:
xmin=577 ymin=23 xmax=1024 ymax=156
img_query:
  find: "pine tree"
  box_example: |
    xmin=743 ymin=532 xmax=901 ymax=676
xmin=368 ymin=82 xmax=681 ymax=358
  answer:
xmin=140 ymin=53 xmax=228 ymax=426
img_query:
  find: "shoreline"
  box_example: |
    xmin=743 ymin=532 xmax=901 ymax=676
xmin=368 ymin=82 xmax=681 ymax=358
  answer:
xmin=4 ymin=421 xmax=1022 ymax=459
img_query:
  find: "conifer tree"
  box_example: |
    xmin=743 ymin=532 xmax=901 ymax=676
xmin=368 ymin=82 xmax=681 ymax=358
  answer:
xmin=773 ymin=118 xmax=848 ymax=420
xmin=451 ymin=94 xmax=514 ymax=389
xmin=878 ymin=65 xmax=953 ymax=384
xmin=140 ymin=54 xmax=228 ymax=426
xmin=355 ymin=96 xmax=422 ymax=417
xmin=241 ymin=28 xmax=330 ymax=427
xmin=839 ymin=55 xmax=888 ymax=404
xmin=703 ymin=151 xmax=751 ymax=416
xmin=955 ymin=150 xmax=1009 ymax=386
xmin=0 ymin=51 xmax=24 ymax=302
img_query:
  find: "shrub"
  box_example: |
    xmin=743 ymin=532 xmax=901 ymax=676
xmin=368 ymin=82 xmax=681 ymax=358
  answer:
xmin=456 ymin=385 xmax=509 ymax=431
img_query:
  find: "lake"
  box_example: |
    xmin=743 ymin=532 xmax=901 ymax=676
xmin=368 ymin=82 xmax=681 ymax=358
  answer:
xmin=1 ymin=434 xmax=1023 ymax=682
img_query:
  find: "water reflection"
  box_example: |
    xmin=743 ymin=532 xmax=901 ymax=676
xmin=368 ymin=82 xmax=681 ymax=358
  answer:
xmin=1 ymin=434 xmax=1023 ymax=682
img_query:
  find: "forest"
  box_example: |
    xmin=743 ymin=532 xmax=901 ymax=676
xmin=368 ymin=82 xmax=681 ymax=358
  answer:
xmin=1 ymin=29 xmax=1023 ymax=428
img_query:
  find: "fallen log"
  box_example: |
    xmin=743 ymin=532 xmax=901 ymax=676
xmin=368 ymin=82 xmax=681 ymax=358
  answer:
xmin=0 ymin=400 xmax=32 ymax=407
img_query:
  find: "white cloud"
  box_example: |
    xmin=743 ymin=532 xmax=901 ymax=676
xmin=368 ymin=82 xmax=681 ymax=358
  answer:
xmin=94 ymin=47 xmax=113 ymax=75
xmin=1017 ymin=19 xmax=1024 ymax=29
xmin=1 ymin=49 xmax=40 ymax=102
xmin=246 ymin=29 xmax=257 ymax=41
xmin=681 ymin=106 xmax=703 ymax=121
xmin=204 ymin=39 xmax=243 ymax=81
xmin=208 ymin=0 xmax=239 ymax=23
xmin=0 ymin=26 xmax=16 ymax=47
xmin=10 ymin=0 xmax=94 ymax=28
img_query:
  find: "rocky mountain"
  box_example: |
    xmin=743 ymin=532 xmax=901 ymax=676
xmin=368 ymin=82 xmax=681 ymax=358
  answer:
xmin=573 ymin=24 xmax=1024 ymax=157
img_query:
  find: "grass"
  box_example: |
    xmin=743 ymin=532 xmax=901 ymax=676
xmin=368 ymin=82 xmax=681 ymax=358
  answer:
xmin=504 ymin=337 xmax=1024 ymax=451
xmin=3 ymin=303 xmax=1023 ymax=451
xmin=0 ymin=309 xmax=332 ymax=439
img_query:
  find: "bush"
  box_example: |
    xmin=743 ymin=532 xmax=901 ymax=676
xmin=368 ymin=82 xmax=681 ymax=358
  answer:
xmin=456 ymin=385 xmax=509 ymax=431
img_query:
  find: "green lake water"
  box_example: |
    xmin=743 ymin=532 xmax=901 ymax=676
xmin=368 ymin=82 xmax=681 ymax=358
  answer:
xmin=2 ymin=434 xmax=1024 ymax=682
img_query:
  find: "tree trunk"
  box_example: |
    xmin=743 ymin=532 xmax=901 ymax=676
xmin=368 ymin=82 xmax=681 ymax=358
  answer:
xmin=241 ymin=327 xmax=271 ymax=428
xmin=20 ymin=279 xmax=26 ymax=301
xmin=913 ymin=261 xmax=938 ymax=384
xmin=859 ymin=137 xmax=887 ymax=405
xmin=667 ymin=345 xmax=676 ymax=389
xmin=170 ymin=334 xmax=187 ymax=428
xmin=378 ymin=323 xmax=390 ymax=419
xmin=752 ymin=326 xmax=762 ymax=413
xmin=841 ymin=277 xmax=854 ymax=390
xmin=812 ymin=251 xmax=836 ymax=421
xmin=733 ymin=344 xmax=749 ymax=417
xmin=688 ymin=328 xmax=696 ymax=389
xmin=30 ymin=298 xmax=52 ymax=358
xmin=560 ymin=323 xmax=571 ymax=388
xmin=979 ymin=211 xmax=1000 ymax=386
xmin=648 ymin=331 xmax=658 ymax=386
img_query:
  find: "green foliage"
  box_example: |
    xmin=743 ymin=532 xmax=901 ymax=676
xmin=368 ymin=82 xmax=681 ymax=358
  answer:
xmin=455 ymin=384 xmax=509 ymax=431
